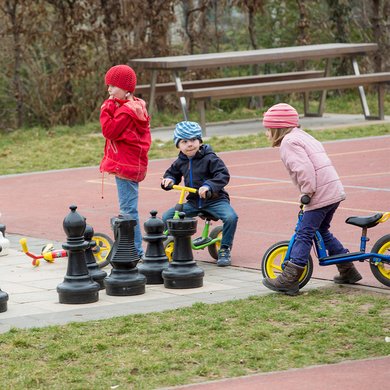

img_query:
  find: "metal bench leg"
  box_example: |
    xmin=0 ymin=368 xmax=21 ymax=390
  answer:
xmin=173 ymin=71 xmax=189 ymax=120
xmin=378 ymin=84 xmax=385 ymax=120
xmin=197 ymin=100 xmax=207 ymax=136
xmin=351 ymin=57 xmax=371 ymax=118
xmin=148 ymin=70 xmax=157 ymax=115
xmin=303 ymin=92 xmax=309 ymax=116
xmin=304 ymin=59 xmax=330 ymax=117
xmin=317 ymin=59 xmax=332 ymax=116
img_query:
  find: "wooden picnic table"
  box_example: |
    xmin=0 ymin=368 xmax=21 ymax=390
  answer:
xmin=128 ymin=42 xmax=379 ymax=121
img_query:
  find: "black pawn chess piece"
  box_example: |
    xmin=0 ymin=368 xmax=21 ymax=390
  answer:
xmin=104 ymin=215 xmax=146 ymax=296
xmin=162 ymin=212 xmax=204 ymax=289
xmin=57 ymin=205 xmax=100 ymax=304
xmin=138 ymin=210 xmax=169 ymax=284
xmin=84 ymin=224 xmax=107 ymax=290
xmin=0 ymin=288 xmax=8 ymax=313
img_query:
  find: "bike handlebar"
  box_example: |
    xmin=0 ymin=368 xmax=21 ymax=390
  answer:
xmin=300 ymin=194 xmax=311 ymax=205
xmin=164 ymin=183 xmax=212 ymax=200
xmin=171 ymin=184 xmax=197 ymax=194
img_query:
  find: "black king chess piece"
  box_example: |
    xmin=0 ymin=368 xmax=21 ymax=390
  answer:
xmin=162 ymin=212 xmax=204 ymax=288
xmin=104 ymin=215 xmax=146 ymax=295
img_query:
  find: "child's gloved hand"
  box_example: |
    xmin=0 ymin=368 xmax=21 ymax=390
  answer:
xmin=198 ymin=186 xmax=210 ymax=199
xmin=161 ymin=178 xmax=174 ymax=189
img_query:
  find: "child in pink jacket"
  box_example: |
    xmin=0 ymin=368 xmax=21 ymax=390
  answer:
xmin=100 ymin=65 xmax=151 ymax=257
xmin=262 ymin=103 xmax=361 ymax=295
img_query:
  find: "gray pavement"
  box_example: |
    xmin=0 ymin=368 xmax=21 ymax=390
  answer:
xmin=150 ymin=113 xmax=389 ymax=141
xmin=0 ymin=234 xmax=331 ymax=333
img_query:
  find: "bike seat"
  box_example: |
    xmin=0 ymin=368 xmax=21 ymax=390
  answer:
xmin=345 ymin=213 xmax=383 ymax=228
xmin=197 ymin=211 xmax=219 ymax=222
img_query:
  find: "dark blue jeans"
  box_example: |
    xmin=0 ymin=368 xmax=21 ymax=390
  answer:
xmin=290 ymin=202 xmax=348 ymax=267
xmin=162 ymin=200 xmax=238 ymax=248
xmin=115 ymin=177 xmax=143 ymax=256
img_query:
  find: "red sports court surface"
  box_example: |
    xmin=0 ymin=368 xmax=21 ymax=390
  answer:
xmin=1 ymin=136 xmax=389 ymax=289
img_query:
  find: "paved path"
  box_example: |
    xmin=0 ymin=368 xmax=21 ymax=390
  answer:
xmin=164 ymin=357 xmax=390 ymax=390
xmin=4 ymin=237 xmax=334 ymax=334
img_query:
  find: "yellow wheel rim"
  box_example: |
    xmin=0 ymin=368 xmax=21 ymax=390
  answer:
xmin=214 ymin=231 xmax=222 ymax=252
xmin=376 ymin=241 xmax=390 ymax=280
xmin=165 ymin=241 xmax=174 ymax=262
xmin=265 ymin=246 xmax=287 ymax=278
xmin=92 ymin=235 xmax=112 ymax=265
xmin=265 ymin=245 xmax=309 ymax=282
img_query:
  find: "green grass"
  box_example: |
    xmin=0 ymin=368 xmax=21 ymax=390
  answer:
xmin=1 ymin=118 xmax=390 ymax=176
xmin=0 ymin=286 xmax=389 ymax=389
xmin=1 ymin=92 xmax=390 ymax=175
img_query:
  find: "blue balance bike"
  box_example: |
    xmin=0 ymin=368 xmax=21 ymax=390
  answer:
xmin=261 ymin=195 xmax=390 ymax=288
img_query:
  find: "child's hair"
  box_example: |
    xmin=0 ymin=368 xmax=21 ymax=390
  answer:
xmin=105 ymin=64 xmax=137 ymax=93
xmin=266 ymin=128 xmax=293 ymax=147
xmin=173 ymin=121 xmax=203 ymax=147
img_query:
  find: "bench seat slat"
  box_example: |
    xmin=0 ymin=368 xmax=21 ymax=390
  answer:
xmin=135 ymin=70 xmax=324 ymax=95
xmin=177 ymin=73 xmax=390 ymax=100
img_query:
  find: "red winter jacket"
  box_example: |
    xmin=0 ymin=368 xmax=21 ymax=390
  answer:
xmin=100 ymin=97 xmax=151 ymax=182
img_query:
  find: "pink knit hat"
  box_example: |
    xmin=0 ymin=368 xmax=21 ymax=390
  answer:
xmin=263 ymin=103 xmax=299 ymax=128
xmin=105 ymin=65 xmax=137 ymax=92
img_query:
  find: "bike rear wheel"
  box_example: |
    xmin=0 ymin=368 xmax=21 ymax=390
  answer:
xmin=207 ymin=225 xmax=223 ymax=260
xmin=92 ymin=232 xmax=113 ymax=268
xmin=261 ymin=240 xmax=313 ymax=289
xmin=164 ymin=237 xmax=175 ymax=262
xmin=370 ymin=234 xmax=390 ymax=287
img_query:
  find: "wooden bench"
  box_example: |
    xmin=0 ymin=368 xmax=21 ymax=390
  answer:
xmin=134 ymin=70 xmax=324 ymax=96
xmin=177 ymin=73 xmax=390 ymax=133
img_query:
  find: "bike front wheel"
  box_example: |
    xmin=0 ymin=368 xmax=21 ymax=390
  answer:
xmin=261 ymin=240 xmax=313 ymax=289
xmin=370 ymin=234 xmax=390 ymax=287
xmin=207 ymin=225 xmax=223 ymax=260
xmin=164 ymin=237 xmax=175 ymax=262
xmin=92 ymin=233 xmax=113 ymax=268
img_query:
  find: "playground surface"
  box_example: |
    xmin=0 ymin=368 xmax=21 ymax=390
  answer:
xmin=0 ymin=116 xmax=389 ymax=389
xmin=1 ymin=132 xmax=389 ymax=289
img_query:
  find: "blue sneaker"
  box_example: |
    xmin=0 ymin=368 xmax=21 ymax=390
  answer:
xmin=217 ymin=247 xmax=231 ymax=267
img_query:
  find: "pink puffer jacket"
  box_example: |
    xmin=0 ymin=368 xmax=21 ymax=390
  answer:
xmin=280 ymin=127 xmax=346 ymax=211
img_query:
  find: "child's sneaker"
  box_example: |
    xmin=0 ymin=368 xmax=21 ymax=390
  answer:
xmin=217 ymin=247 xmax=231 ymax=267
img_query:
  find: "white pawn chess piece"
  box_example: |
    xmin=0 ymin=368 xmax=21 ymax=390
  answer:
xmin=0 ymin=231 xmax=10 ymax=256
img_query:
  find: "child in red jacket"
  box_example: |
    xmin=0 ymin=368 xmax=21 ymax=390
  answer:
xmin=100 ymin=65 xmax=151 ymax=257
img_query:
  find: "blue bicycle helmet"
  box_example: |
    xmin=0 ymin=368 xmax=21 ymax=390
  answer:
xmin=173 ymin=121 xmax=203 ymax=147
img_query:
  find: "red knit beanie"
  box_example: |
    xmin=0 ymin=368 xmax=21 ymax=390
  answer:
xmin=263 ymin=103 xmax=299 ymax=128
xmin=105 ymin=65 xmax=137 ymax=93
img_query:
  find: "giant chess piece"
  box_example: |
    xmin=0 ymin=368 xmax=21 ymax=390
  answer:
xmin=104 ymin=215 xmax=146 ymax=296
xmin=57 ymin=205 xmax=100 ymax=304
xmin=84 ymin=224 xmax=107 ymax=290
xmin=138 ymin=210 xmax=169 ymax=284
xmin=0 ymin=224 xmax=10 ymax=257
xmin=0 ymin=224 xmax=10 ymax=311
xmin=162 ymin=212 xmax=204 ymax=288
xmin=0 ymin=288 xmax=8 ymax=313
